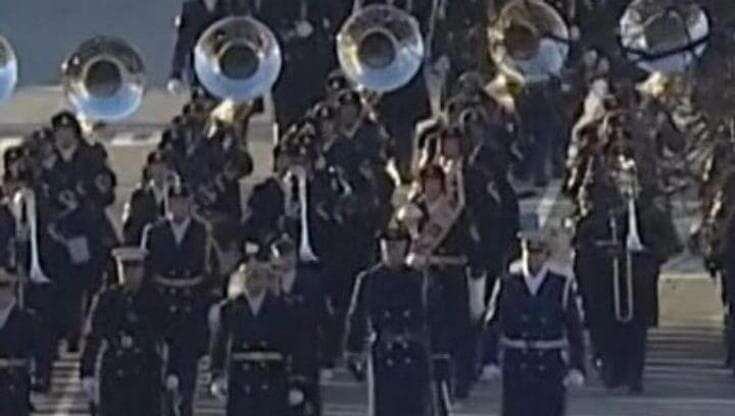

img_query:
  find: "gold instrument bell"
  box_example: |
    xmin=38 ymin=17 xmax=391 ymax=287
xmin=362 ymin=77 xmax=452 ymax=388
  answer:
xmin=0 ymin=35 xmax=18 ymax=104
xmin=620 ymin=0 xmax=710 ymax=74
xmin=62 ymin=36 xmax=147 ymax=121
xmin=488 ymin=0 xmax=570 ymax=83
xmin=337 ymin=4 xmax=425 ymax=93
xmin=194 ymin=16 xmax=283 ymax=102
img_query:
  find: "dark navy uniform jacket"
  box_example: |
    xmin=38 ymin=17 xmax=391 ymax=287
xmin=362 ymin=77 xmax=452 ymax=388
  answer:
xmin=0 ymin=305 xmax=51 ymax=416
xmin=345 ymin=264 xmax=436 ymax=416
xmin=484 ymin=269 xmax=586 ymax=373
xmin=122 ymin=185 xmax=164 ymax=245
xmin=80 ymin=286 xmax=167 ymax=416
xmin=210 ymin=292 xmax=296 ymax=416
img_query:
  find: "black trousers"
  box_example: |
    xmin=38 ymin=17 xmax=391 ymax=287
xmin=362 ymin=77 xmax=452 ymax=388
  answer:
xmin=600 ymin=320 xmax=648 ymax=389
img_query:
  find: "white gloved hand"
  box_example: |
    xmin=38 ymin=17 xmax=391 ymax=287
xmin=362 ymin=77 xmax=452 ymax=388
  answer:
xmin=210 ymin=376 xmax=228 ymax=401
xmin=319 ymin=368 xmax=334 ymax=381
xmin=564 ymin=369 xmax=585 ymax=387
xmin=570 ymin=26 xmax=581 ymax=41
xmin=295 ymin=20 xmax=314 ymax=38
xmin=480 ymin=364 xmax=502 ymax=382
xmin=288 ymin=388 xmax=305 ymax=406
xmin=165 ymin=375 xmax=180 ymax=391
xmin=81 ymin=377 xmax=97 ymax=403
xmin=167 ymin=78 xmax=186 ymax=96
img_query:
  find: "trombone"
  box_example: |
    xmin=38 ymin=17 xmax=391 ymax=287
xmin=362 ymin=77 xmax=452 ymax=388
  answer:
xmin=10 ymin=188 xmax=52 ymax=308
xmin=609 ymin=157 xmax=646 ymax=323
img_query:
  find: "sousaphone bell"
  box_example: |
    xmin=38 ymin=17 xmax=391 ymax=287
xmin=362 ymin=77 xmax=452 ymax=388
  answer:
xmin=337 ymin=4 xmax=425 ymax=93
xmin=194 ymin=16 xmax=283 ymax=102
xmin=488 ymin=0 xmax=570 ymax=83
xmin=0 ymin=35 xmax=17 ymax=104
xmin=620 ymin=0 xmax=710 ymax=74
xmin=62 ymin=36 xmax=146 ymax=121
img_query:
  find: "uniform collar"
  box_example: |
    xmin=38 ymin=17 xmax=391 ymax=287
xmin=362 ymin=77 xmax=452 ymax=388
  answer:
xmin=0 ymin=298 xmax=17 ymax=329
xmin=522 ymin=263 xmax=548 ymax=296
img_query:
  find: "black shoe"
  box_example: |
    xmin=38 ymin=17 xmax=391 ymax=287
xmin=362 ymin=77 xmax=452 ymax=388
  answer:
xmin=628 ymin=383 xmax=644 ymax=395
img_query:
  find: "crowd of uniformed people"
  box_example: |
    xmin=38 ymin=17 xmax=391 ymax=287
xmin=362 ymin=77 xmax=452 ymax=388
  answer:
xmin=3 ymin=0 xmax=732 ymax=416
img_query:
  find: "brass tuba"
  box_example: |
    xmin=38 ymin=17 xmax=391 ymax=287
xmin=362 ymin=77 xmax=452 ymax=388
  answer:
xmin=619 ymin=0 xmax=710 ymax=74
xmin=62 ymin=36 xmax=147 ymax=121
xmin=337 ymin=3 xmax=425 ymax=93
xmin=194 ymin=16 xmax=283 ymax=102
xmin=487 ymin=0 xmax=570 ymax=84
xmin=0 ymin=35 xmax=18 ymax=104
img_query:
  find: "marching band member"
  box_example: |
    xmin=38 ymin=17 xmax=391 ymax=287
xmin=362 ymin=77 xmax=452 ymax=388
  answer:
xmin=255 ymin=0 xmax=341 ymax=134
xmin=0 ymin=255 xmax=51 ymax=416
xmin=122 ymin=150 xmax=173 ymax=245
xmin=482 ymin=231 xmax=586 ymax=416
xmin=41 ymin=111 xmax=119 ymax=353
xmin=141 ymin=183 xmax=212 ymax=416
xmin=209 ymin=251 xmax=303 ymax=415
xmin=344 ymin=227 xmax=437 ymax=416
xmin=80 ymin=247 xmax=167 ymax=416
xmin=352 ymin=0 xmax=437 ymax=183
xmin=397 ymin=164 xmax=483 ymax=401
xmin=271 ymin=235 xmax=334 ymax=416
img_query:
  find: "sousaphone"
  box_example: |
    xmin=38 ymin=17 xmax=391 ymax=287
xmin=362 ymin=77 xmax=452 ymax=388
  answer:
xmin=0 ymin=35 xmax=17 ymax=104
xmin=620 ymin=0 xmax=710 ymax=74
xmin=488 ymin=0 xmax=570 ymax=84
xmin=62 ymin=36 xmax=147 ymax=121
xmin=337 ymin=4 xmax=425 ymax=93
xmin=194 ymin=16 xmax=283 ymax=102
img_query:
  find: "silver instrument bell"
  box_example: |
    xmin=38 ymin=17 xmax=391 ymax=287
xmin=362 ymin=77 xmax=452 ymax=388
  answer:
xmin=488 ymin=0 xmax=570 ymax=83
xmin=337 ymin=4 xmax=425 ymax=93
xmin=62 ymin=36 xmax=146 ymax=121
xmin=0 ymin=35 xmax=18 ymax=104
xmin=620 ymin=0 xmax=710 ymax=73
xmin=194 ymin=16 xmax=283 ymax=102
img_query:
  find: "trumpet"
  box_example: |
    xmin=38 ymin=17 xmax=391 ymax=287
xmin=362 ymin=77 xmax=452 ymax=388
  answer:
xmin=11 ymin=188 xmax=52 ymax=299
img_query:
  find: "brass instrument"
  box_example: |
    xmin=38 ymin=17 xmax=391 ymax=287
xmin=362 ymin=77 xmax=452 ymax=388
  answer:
xmin=620 ymin=0 xmax=710 ymax=74
xmin=609 ymin=157 xmax=646 ymax=323
xmin=62 ymin=36 xmax=147 ymax=121
xmin=487 ymin=0 xmax=570 ymax=84
xmin=291 ymin=166 xmax=319 ymax=263
xmin=194 ymin=16 xmax=282 ymax=102
xmin=0 ymin=35 xmax=17 ymax=104
xmin=337 ymin=3 xmax=425 ymax=93
xmin=11 ymin=189 xmax=52 ymax=294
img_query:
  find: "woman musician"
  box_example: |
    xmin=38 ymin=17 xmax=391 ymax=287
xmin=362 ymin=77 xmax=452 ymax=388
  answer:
xmin=396 ymin=163 xmax=484 ymax=403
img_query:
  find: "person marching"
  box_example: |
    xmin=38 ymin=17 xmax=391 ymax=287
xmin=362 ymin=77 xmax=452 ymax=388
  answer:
xmin=344 ymin=226 xmax=438 ymax=416
xmin=271 ymin=235 xmax=334 ymax=416
xmin=209 ymin=250 xmax=303 ymax=415
xmin=0 ymin=255 xmax=51 ymax=416
xmin=482 ymin=230 xmax=586 ymax=416
xmin=141 ymin=182 xmax=213 ymax=416
xmin=122 ymin=150 xmax=173 ymax=245
xmin=80 ymin=247 xmax=167 ymax=416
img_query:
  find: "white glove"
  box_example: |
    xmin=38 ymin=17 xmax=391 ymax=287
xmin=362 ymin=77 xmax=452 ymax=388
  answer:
xmin=319 ymin=368 xmax=334 ymax=381
xmin=434 ymin=55 xmax=450 ymax=75
xmin=165 ymin=375 xmax=180 ymax=391
xmin=288 ymin=388 xmax=305 ymax=406
xmin=570 ymin=26 xmax=581 ymax=41
xmin=167 ymin=78 xmax=186 ymax=96
xmin=480 ymin=364 xmax=502 ymax=382
xmin=210 ymin=376 xmax=228 ymax=401
xmin=564 ymin=369 xmax=585 ymax=387
xmin=295 ymin=20 xmax=314 ymax=38
xmin=81 ymin=377 xmax=97 ymax=403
